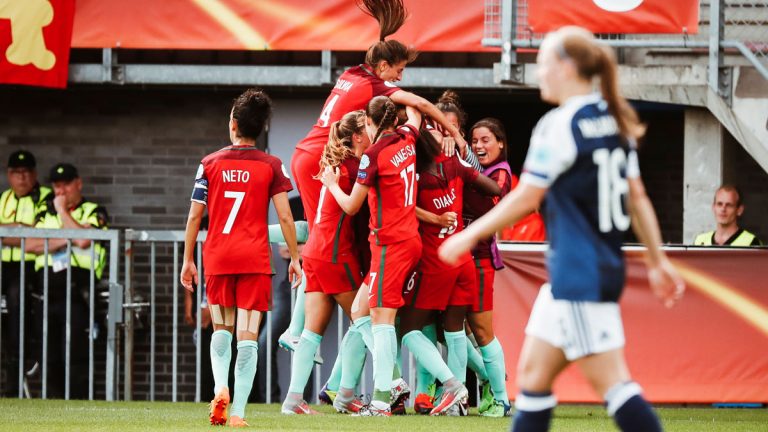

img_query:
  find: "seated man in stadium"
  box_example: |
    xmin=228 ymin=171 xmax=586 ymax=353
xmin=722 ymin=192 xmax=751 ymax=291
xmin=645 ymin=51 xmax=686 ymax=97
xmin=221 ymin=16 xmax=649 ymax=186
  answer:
xmin=693 ymin=185 xmax=762 ymax=246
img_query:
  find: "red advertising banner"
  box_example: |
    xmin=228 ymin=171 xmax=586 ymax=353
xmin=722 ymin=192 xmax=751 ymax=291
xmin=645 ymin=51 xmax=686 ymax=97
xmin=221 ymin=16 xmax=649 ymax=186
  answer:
xmin=0 ymin=0 xmax=75 ymax=89
xmin=494 ymin=246 xmax=768 ymax=403
xmin=71 ymin=0 xmax=487 ymax=52
xmin=528 ymin=0 xmax=699 ymax=34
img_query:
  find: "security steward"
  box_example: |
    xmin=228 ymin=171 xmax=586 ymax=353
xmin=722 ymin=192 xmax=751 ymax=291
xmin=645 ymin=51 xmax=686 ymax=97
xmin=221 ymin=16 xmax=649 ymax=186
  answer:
xmin=693 ymin=185 xmax=762 ymax=246
xmin=0 ymin=150 xmax=51 ymax=396
xmin=26 ymin=163 xmax=108 ymax=399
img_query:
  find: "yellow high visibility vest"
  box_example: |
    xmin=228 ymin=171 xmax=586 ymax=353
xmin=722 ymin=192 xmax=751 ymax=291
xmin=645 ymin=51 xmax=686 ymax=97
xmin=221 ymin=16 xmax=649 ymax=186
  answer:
xmin=694 ymin=229 xmax=759 ymax=246
xmin=34 ymin=200 xmax=108 ymax=279
xmin=0 ymin=185 xmax=51 ymax=262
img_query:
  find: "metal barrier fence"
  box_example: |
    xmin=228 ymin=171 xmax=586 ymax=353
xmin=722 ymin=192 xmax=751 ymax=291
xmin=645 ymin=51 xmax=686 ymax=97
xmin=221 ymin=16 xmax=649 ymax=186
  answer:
xmin=483 ymin=0 xmax=768 ymax=84
xmin=0 ymin=227 xmax=121 ymax=401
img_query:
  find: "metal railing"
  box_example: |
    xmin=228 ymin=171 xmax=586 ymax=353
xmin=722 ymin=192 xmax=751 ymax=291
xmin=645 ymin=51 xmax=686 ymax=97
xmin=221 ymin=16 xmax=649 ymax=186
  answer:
xmin=0 ymin=227 xmax=121 ymax=401
xmin=483 ymin=0 xmax=768 ymax=85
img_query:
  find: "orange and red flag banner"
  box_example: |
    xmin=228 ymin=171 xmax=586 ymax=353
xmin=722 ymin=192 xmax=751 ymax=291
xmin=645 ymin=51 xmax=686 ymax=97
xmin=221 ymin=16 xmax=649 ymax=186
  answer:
xmin=0 ymin=0 xmax=75 ymax=89
xmin=495 ymin=247 xmax=768 ymax=403
xmin=528 ymin=0 xmax=699 ymax=34
xmin=71 ymin=0 xmax=487 ymax=52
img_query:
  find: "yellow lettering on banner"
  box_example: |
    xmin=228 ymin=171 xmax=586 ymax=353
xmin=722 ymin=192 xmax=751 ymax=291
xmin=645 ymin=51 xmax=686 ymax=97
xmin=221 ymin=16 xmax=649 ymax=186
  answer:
xmin=0 ymin=0 xmax=56 ymax=70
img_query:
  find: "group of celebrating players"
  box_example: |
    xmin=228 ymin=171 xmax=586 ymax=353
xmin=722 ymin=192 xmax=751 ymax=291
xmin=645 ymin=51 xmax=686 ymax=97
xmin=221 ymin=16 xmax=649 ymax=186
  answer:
xmin=181 ymin=0 xmax=685 ymax=430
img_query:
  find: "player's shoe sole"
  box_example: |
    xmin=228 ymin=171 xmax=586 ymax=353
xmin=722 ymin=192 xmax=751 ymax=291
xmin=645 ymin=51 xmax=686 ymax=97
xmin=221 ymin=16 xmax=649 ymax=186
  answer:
xmin=414 ymin=393 xmax=435 ymax=415
xmin=352 ymin=404 xmax=391 ymax=417
xmin=209 ymin=387 xmax=230 ymax=426
xmin=389 ymin=378 xmax=411 ymax=408
xmin=318 ymin=385 xmax=337 ymax=405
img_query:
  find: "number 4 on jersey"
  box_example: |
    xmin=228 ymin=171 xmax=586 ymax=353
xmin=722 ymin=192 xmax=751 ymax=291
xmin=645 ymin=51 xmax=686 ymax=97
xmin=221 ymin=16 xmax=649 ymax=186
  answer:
xmin=318 ymin=94 xmax=340 ymax=128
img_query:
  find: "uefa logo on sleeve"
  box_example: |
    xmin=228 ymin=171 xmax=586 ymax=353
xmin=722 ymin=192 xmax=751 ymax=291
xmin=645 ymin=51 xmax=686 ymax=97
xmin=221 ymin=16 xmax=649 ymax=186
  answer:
xmin=592 ymin=0 xmax=643 ymax=12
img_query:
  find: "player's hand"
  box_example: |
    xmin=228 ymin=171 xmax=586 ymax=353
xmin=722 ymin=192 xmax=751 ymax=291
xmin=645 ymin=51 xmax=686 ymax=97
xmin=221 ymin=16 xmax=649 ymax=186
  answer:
xmin=648 ymin=256 xmax=685 ymax=308
xmin=452 ymin=131 xmax=468 ymax=153
xmin=53 ymin=195 xmax=68 ymax=213
xmin=439 ymin=230 xmax=476 ymax=265
xmin=320 ymin=166 xmax=340 ymax=188
xmin=288 ymin=258 xmax=302 ymax=289
xmin=180 ymin=260 xmax=198 ymax=292
xmin=438 ymin=211 xmax=458 ymax=229
xmin=442 ymin=136 xmax=456 ymax=157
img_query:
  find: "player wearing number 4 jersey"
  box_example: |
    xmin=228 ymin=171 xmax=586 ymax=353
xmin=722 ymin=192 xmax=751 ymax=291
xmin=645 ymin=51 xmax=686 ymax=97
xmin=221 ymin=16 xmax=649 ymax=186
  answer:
xmin=440 ymin=27 xmax=685 ymax=432
xmin=284 ymin=0 xmax=469 ymax=358
xmin=181 ymin=89 xmax=302 ymax=427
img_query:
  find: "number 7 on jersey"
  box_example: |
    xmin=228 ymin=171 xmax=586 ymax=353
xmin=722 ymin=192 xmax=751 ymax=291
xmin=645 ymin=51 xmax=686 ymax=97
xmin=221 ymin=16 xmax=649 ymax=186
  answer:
xmin=222 ymin=190 xmax=245 ymax=234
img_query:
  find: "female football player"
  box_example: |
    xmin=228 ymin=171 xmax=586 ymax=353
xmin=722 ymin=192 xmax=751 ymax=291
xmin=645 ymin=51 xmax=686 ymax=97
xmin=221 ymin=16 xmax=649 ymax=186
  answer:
xmin=282 ymin=0 xmax=468 ymax=356
xmin=440 ymin=26 xmax=684 ymax=432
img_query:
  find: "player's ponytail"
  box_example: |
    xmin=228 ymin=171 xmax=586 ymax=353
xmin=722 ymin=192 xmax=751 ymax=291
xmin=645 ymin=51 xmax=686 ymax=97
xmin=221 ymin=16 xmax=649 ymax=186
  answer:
xmin=316 ymin=110 xmax=365 ymax=178
xmin=366 ymin=96 xmax=397 ymax=144
xmin=555 ymin=26 xmax=645 ymax=141
xmin=435 ymin=89 xmax=466 ymax=131
xmin=358 ymin=0 xmax=418 ymax=68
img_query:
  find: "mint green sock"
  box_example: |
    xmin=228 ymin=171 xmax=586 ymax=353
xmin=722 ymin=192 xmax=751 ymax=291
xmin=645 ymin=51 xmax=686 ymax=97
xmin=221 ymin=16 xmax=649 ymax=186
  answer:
xmin=339 ymin=326 xmax=366 ymax=390
xmin=210 ymin=330 xmax=232 ymax=395
xmin=353 ymin=316 xmax=373 ymax=351
xmin=444 ymin=330 xmax=468 ymax=384
xmin=402 ymin=330 xmax=454 ymax=384
xmin=325 ymin=349 xmax=343 ymax=392
xmin=372 ymin=324 xmax=396 ymax=403
xmin=480 ymin=337 xmax=508 ymax=402
xmin=267 ymin=221 xmax=309 ymax=243
xmin=467 ymin=340 xmax=489 ymax=381
xmin=230 ymin=340 xmax=258 ymax=418
xmin=287 ymin=277 xmax=306 ymax=337
xmin=416 ymin=324 xmax=437 ymax=394
xmin=287 ymin=329 xmax=322 ymax=394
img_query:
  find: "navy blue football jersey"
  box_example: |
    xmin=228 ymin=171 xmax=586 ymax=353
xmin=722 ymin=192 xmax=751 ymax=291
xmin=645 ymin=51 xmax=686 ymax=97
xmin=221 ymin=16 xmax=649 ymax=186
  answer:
xmin=521 ymin=94 xmax=639 ymax=302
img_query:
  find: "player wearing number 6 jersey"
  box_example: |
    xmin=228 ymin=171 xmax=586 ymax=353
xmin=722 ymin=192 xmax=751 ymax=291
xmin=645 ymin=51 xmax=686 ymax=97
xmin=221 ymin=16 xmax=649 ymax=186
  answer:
xmin=180 ymin=89 xmax=301 ymax=427
xmin=440 ymin=27 xmax=685 ymax=432
xmin=321 ymin=96 xmax=422 ymax=416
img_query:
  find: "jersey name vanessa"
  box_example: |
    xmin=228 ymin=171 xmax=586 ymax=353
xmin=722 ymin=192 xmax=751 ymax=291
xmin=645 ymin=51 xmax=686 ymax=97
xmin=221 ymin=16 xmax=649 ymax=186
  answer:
xmin=390 ymin=144 xmax=415 ymax=168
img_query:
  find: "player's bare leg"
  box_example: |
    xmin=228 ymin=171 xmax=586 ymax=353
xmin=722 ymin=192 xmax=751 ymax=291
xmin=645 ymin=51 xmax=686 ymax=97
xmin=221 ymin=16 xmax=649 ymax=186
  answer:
xmin=228 ymin=308 xmax=262 ymax=427
xmin=576 ymin=349 xmax=662 ymax=432
xmin=468 ymin=310 xmax=510 ymax=414
xmin=208 ymin=305 xmax=236 ymax=426
xmin=511 ymin=335 xmax=569 ymax=431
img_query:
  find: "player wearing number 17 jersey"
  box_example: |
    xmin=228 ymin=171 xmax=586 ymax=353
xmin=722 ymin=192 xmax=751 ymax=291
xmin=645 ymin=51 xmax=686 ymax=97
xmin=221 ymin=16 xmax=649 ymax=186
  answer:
xmin=180 ymin=89 xmax=301 ymax=427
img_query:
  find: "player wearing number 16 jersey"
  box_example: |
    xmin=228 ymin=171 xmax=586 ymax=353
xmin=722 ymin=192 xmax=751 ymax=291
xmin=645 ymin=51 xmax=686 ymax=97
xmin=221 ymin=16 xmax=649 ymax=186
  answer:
xmin=180 ymin=89 xmax=301 ymax=427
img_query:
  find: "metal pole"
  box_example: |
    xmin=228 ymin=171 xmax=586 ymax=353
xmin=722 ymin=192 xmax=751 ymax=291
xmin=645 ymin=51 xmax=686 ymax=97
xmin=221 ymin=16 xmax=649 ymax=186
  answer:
xmin=172 ymin=241 xmax=179 ymax=402
xmin=17 ymin=238 xmax=25 ymax=399
xmin=106 ymin=232 xmax=120 ymax=401
xmin=196 ymin=245 xmax=202 ymax=403
xmin=89 ymin=245 xmax=95 ymax=400
xmin=123 ymin=238 xmax=133 ymax=401
xmin=150 ymin=242 xmax=156 ymax=401
xmin=65 ymin=240 xmax=71 ymax=400
xmin=42 ymin=240 xmax=48 ymax=399
xmin=266 ymin=310 xmax=272 ymax=404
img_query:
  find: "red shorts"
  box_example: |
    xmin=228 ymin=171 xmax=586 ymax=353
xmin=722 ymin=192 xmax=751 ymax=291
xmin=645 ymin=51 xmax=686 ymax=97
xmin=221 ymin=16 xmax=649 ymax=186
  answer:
xmin=304 ymin=256 xmax=363 ymax=295
xmin=472 ymin=258 xmax=496 ymax=313
xmin=291 ymin=148 xmax=322 ymax=230
xmin=205 ymin=273 xmax=272 ymax=312
xmin=367 ymin=236 xmax=422 ymax=309
xmin=403 ymin=260 xmax=476 ymax=310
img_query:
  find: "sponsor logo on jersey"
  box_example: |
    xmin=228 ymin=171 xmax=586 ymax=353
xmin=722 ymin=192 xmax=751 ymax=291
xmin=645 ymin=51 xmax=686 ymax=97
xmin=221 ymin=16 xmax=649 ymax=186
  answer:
xmin=390 ymin=144 xmax=415 ymax=168
xmin=359 ymin=155 xmax=370 ymax=169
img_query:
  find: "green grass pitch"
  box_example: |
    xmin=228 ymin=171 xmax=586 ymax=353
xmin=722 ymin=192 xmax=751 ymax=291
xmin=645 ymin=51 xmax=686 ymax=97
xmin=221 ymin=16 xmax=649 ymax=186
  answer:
xmin=0 ymin=399 xmax=766 ymax=431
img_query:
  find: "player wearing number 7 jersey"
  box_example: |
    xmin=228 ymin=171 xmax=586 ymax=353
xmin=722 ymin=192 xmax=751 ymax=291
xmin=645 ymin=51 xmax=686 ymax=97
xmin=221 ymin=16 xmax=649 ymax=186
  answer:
xmin=439 ymin=27 xmax=685 ymax=432
xmin=180 ymin=88 xmax=301 ymax=427
xmin=321 ymin=96 xmax=422 ymax=416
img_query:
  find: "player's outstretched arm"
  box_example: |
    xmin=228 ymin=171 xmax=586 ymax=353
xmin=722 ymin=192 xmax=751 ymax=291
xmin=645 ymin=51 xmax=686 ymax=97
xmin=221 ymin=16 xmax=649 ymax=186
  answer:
xmin=320 ymin=167 xmax=369 ymax=215
xmin=391 ymin=90 xmax=466 ymax=151
xmin=472 ymin=172 xmax=502 ymax=196
xmin=439 ymin=182 xmax=546 ymax=265
xmin=180 ymin=202 xmax=204 ymax=292
xmin=628 ymin=177 xmax=684 ymax=308
xmin=273 ymin=191 xmax=302 ymax=288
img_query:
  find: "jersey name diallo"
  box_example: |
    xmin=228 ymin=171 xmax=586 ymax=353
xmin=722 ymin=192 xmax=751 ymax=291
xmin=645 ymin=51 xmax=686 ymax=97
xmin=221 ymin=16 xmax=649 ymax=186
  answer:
xmin=356 ymin=125 xmax=420 ymax=246
xmin=191 ymin=146 xmax=293 ymax=275
xmin=521 ymin=94 xmax=640 ymax=302
xmin=417 ymin=153 xmax=478 ymax=271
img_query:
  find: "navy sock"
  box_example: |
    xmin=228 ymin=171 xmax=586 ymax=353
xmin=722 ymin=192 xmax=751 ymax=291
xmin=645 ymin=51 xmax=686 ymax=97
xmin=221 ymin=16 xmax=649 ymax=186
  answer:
xmin=511 ymin=390 xmax=556 ymax=432
xmin=605 ymin=382 xmax=662 ymax=432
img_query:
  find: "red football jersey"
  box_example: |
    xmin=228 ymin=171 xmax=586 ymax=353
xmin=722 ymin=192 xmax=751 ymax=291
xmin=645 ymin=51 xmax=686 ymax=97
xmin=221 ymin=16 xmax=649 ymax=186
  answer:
xmin=302 ymin=157 xmax=361 ymax=264
xmin=463 ymin=164 xmax=516 ymax=259
xmin=356 ymin=125 xmax=419 ymax=245
xmin=295 ymin=65 xmax=401 ymax=155
xmin=417 ymin=153 xmax=478 ymax=271
xmin=192 ymin=146 xmax=293 ymax=275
